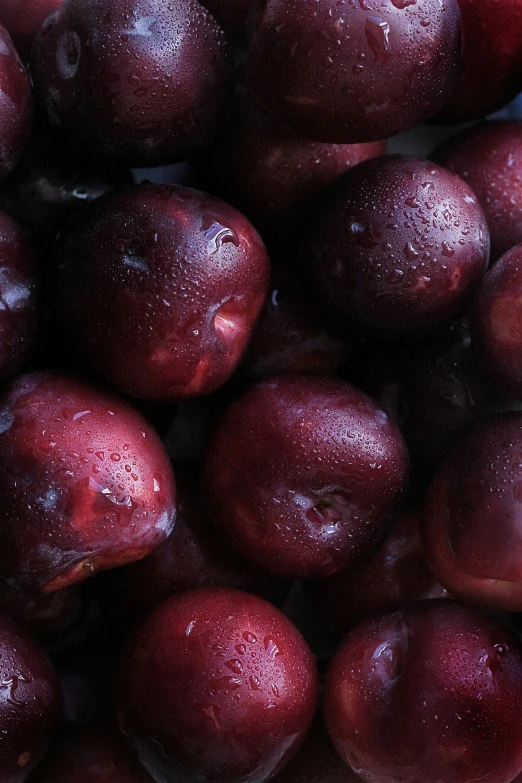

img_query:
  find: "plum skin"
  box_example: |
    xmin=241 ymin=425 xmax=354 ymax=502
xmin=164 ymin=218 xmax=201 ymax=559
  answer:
xmin=246 ymin=0 xmax=461 ymax=144
xmin=323 ymin=600 xmax=522 ymax=783
xmin=31 ymin=0 xmax=231 ymax=165
xmin=204 ymin=374 xmax=409 ymax=580
xmin=0 ymin=24 xmax=33 ymax=180
xmin=0 ymin=0 xmax=63 ymax=61
xmin=55 ymin=184 xmax=270 ymax=400
xmin=423 ymin=412 xmax=522 ymax=611
xmin=304 ymin=155 xmax=490 ymax=339
xmin=0 ymin=371 xmax=176 ymax=594
xmin=0 ymin=612 xmax=61 ymax=783
xmin=116 ymin=586 xmax=319 ymax=783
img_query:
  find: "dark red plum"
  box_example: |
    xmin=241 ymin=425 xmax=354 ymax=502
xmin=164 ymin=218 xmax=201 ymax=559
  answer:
xmin=241 ymin=262 xmax=348 ymax=380
xmin=195 ymin=95 xmax=385 ymax=243
xmin=27 ymin=724 xmax=154 ymax=783
xmin=55 ymin=184 xmax=270 ymax=400
xmin=0 ymin=581 xmax=86 ymax=644
xmin=0 ymin=25 xmax=33 ymax=179
xmin=0 ymin=1 xmax=63 ymax=62
xmin=423 ymin=413 xmax=522 ymax=611
xmin=435 ymin=0 xmax=522 ymax=122
xmin=471 ymin=245 xmax=522 ymax=397
xmin=271 ymin=714 xmax=360 ymax=783
xmin=0 ymin=612 xmax=61 ymax=783
xmin=433 ymin=122 xmax=522 ymax=261
xmin=0 ymin=124 xmax=132 ymax=245
xmin=0 ymin=371 xmax=176 ymax=594
xmin=204 ymin=375 xmax=409 ymax=579
xmin=117 ymin=587 xmax=319 ymax=783
xmin=306 ymin=508 xmax=448 ymax=642
xmin=304 ymin=155 xmax=489 ymax=339
xmin=31 ymin=0 xmax=231 ymax=165
xmin=100 ymin=469 xmax=288 ymax=632
xmin=323 ymin=601 xmax=522 ymax=783
xmin=0 ymin=211 xmax=39 ymax=380
xmin=246 ymin=0 xmax=461 ymax=144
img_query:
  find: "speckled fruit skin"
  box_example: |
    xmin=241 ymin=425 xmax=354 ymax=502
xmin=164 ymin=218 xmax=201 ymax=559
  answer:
xmin=117 ymin=587 xmax=319 ymax=783
xmin=55 ymin=184 xmax=270 ymax=400
xmin=0 ymin=25 xmax=33 ymax=180
xmin=0 ymin=612 xmax=61 ymax=783
xmin=0 ymin=211 xmax=39 ymax=381
xmin=204 ymin=375 xmax=410 ymax=579
xmin=471 ymin=244 xmax=522 ymax=397
xmin=433 ymin=121 xmax=522 ymax=262
xmin=31 ymin=0 xmax=231 ymax=166
xmin=0 ymin=0 xmax=63 ymax=62
xmin=423 ymin=413 xmax=522 ymax=611
xmin=195 ymin=95 xmax=385 ymax=243
xmin=27 ymin=724 xmax=154 ymax=783
xmin=246 ymin=0 xmax=461 ymax=144
xmin=323 ymin=601 xmax=522 ymax=783
xmin=100 ymin=469 xmax=288 ymax=632
xmin=304 ymin=155 xmax=489 ymax=339
xmin=435 ymin=0 xmax=522 ymax=122
xmin=0 ymin=371 xmax=176 ymax=594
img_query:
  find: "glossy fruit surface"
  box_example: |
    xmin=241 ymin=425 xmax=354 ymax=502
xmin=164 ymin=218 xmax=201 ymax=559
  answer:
xmin=204 ymin=375 xmax=409 ymax=579
xmin=117 ymin=587 xmax=319 ymax=783
xmin=323 ymin=601 xmax=522 ymax=783
xmin=433 ymin=121 xmax=522 ymax=262
xmin=423 ymin=412 xmax=522 ymax=611
xmin=0 ymin=0 xmax=63 ymax=61
xmin=0 ymin=612 xmax=61 ymax=783
xmin=304 ymin=155 xmax=489 ymax=339
xmin=0 ymin=24 xmax=33 ymax=179
xmin=247 ymin=0 xmax=461 ymax=143
xmin=55 ymin=184 xmax=270 ymax=400
xmin=0 ymin=371 xmax=176 ymax=593
xmin=31 ymin=0 xmax=231 ymax=165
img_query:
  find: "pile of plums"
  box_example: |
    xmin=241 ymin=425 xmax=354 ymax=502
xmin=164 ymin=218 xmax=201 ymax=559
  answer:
xmin=2 ymin=0 xmax=522 ymax=782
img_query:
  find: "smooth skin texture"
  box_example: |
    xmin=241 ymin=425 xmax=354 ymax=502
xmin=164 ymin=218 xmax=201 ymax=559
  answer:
xmin=0 ymin=24 xmax=33 ymax=179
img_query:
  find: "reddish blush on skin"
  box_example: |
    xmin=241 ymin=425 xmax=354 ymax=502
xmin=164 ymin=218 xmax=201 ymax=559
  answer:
xmin=304 ymin=155 xmax=490 ymax=340
xmin=246 ymin=0 xmax=461 ymax=144
xmin=0 ymin=24 xmax=33 ymax=180
xmin=55 ymin=184 xmax=270 ymax=400
xmin=423 ymin=413 xmax=522 ymax=612
xmin=0 ymin=371 xmax=176 ymax=594
xmin=323 ymin=601 xmax=522 ymax=783
xmin=433 ymin=121 xmax=522 ymax=262
xmin=0 ymin=0 xmax=63 ymax=61
xmin=435 ymin=0 xmax=522 ymax=122
xmin=27 ymin=724 xmax=154 ymax=783
xmin=31 ymin=0 xmax=231 ymax=166
xmin=0 ymin=210 xmax=39 ymax=381
xmin=0 ymin=612 xmax=61 ymax=783
xmin=195 ymin=94 xmax=385 ymax=243
xmin=204 ymin=375 xmax=409 ymax=579
xmin=100 ymin=469 xmax=288 ymax=632
xmin=306 ymin=507 xmax=448 ymax=641
xmin=471 ymin=244 xmax=522 ymax=397
xmin=117 ymin=587 xmax=319 ymax=783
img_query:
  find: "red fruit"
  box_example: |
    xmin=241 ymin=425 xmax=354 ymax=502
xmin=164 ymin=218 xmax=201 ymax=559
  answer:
xmin=246 ymin=0 xmax=461 ymax=143
xmin=55 ymin=184 xmax=270 ymax=400
xmin=0 ymin=24 xmax=33 ymax=179
xmin=117 ymin=587 xmax=319 ymax=783
xmin=204 ymin=375 xmax=409 ymax=579
xmin=435 ymin=0 xmax=522 ymax=122
xmin=0 ymin=581 xmax=85 ymax=644
xmin=304 ymin=155 xmax=489 ymax=339
xmin=433 ymin=121 xmax=522 ymax=261
xmin=31 ymin=0 xmax=231 ymax=165
xmin=0 ymin=0 xmax=63 ymax=61
xmin=0 ymin=371 xmax=176 ymax=594
xmin=0 ymin=612 xmax=61 ymax=783
xmin=323 ymin=601 xmax=522 ymax=783
xmin=0 ymin=210 xmax=39 ymax=381
xmin=423 ymin=413 xmax=522 ymax=611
